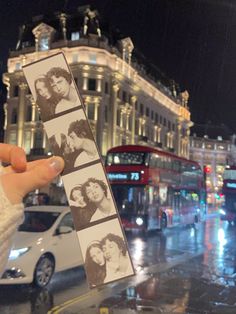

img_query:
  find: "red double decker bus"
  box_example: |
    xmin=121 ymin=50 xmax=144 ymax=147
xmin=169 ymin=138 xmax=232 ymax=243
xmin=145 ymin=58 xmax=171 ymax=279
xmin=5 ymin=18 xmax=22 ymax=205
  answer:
xmin=105 ymin=145 xmax=206 ymax=231
xmin=221 ymin=166 xmax=236 ymax=223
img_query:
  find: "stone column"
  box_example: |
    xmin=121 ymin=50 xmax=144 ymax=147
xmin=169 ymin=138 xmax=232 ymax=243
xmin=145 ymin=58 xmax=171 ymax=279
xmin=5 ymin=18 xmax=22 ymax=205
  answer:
xmin=17 ymin=82 xmax=27 ymax=147
xmin=96 ymin=97 xmax=104 ymax=153
xmin=108 ymin=80 xmax=119 ymax=148
xmin=59 ymin=13 xmax=67 ymax=41
xmin=131 ymin=96 xmax=137 ymax=144
xmin=175 ymin=122 xmax=182 ymax=156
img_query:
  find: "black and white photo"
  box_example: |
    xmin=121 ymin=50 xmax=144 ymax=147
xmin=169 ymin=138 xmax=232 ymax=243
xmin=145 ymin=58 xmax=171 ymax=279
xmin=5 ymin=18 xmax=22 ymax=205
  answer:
xmin=23 ymin=53 xmax=81 ymax=121
xmin=78 ymin=218 xmax=135 ymax=288
xmin=63 ymin=163 xmax=117 ymax=226
xmin=34 ymin=75 xmax=59 ymax=121
xmin=69 ymin=185 xmax=96 ymax=230
xmin=47 ymin=66 xmax=81 ymax=113
xmin=23 ymin=52 xmax=134 ymax=289
xmin=44 ymin=109 xmax=100 ymax=173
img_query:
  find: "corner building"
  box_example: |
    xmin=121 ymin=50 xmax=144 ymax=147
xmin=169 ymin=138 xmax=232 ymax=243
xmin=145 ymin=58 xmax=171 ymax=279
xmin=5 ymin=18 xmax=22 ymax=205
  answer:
xmin=3 ymin=7 xmax=192 ymax=161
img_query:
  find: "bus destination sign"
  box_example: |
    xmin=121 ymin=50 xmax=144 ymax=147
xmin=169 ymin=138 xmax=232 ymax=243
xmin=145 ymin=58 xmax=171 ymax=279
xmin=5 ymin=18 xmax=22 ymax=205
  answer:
xmin=108 ymin=172 xmax=140 ymax=181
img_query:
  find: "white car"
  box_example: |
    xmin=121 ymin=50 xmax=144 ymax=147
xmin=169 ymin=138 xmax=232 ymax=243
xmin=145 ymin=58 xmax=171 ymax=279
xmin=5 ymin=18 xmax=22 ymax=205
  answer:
xmin=0 ymin=206 xmax=84 ymax=287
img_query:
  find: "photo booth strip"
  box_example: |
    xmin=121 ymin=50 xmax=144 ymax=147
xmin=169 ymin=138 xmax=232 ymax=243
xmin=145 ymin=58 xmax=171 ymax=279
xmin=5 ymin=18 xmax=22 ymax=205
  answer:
xmin=22 ymin=52 xmax=135 ymax=288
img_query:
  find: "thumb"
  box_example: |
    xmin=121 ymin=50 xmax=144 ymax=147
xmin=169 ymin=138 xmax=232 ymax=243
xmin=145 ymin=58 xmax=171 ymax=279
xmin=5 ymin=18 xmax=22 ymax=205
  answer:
xmin=1 ymin=156 xmax=64 ymax=205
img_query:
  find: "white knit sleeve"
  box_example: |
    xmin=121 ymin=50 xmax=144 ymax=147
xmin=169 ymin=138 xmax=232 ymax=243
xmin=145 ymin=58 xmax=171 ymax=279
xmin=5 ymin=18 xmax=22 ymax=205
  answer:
xmin=0 ymin=177 xmax=24 ymax=276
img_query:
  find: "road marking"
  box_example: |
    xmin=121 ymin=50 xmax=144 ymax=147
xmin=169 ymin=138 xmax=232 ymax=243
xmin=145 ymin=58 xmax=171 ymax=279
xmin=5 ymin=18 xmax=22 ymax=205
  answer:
xmin=48 ymin=249 xmax=204 ymax=313
xmin=48 ymin=290 xmax=98 ymax=314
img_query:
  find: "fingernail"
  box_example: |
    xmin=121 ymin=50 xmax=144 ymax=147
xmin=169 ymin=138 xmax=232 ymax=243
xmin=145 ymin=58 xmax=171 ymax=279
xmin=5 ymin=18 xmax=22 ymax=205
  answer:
xmin=48 ymin=157 xmax=64 ymax=173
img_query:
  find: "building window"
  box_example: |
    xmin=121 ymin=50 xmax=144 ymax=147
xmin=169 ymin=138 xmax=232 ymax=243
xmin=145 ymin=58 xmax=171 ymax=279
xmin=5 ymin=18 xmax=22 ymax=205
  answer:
xmin=87 ymin=103 xmax=95 ymax=120
xmin=135 ymin=101 xmax=138 ymax=111
xmin=155 ymin=113 xmax=159 ymax=123
xmin=168 ymin=120 xmax=171 ymax=130
xmin=11 ymin=108 xmax=18 ymax=124
xmin=25 ymin=105 xmax=32 ymax=122
xmin=89 ymin=54 xmax=97 ymax=64
xmin=39 ymin=35 xmax=49 ymax=51
xmin=117 ymin=109 xmax=121 ymax=126
xmin=23 ymin=131 xmax=31 ymax=154
xmin=151 ymin=110 xmax=154 ymax=120
xmin=146 ymin=107 xmax=149 ymax=117
xmin=34 ymin=130 xmax=43 ymax=148
xmin=160 ymin=115 xmax=163 ymax=124
xmin=140 ymin=103 xmax=144 ymax=115
xmin=9 ymin=132 xmax=17 ymax=145
xmin=172 ymin=123 xmax=175 ymax=131
xmin=163 ymin=118 xmax=166 ymax=127
xmin=122 ymin=91 xmax=127 ymax=102
xmin=105 ymin=82 xmax=109 ymax=94
xmin=13 ymin=86 xmax=19 ymax=97
xmin=104 ymin=105 xmax=108 ymax=122
xmin=15 ymin=62 xmax=21 ymax=70
xmin=71 ymin=32 xmax=80 ymax=41
xmin=88 ymin=78 xmax=96 ymax=91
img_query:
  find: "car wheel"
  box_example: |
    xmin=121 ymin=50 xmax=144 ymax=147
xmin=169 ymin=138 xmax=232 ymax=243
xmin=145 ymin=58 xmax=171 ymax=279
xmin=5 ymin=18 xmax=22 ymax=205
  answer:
xmin=33 ymin=255 xmax=55 ymax=288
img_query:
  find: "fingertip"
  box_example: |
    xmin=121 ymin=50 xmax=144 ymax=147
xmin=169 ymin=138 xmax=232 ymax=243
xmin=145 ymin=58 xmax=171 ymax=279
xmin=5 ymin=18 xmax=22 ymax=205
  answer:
xmin=11 ymin=147 xmax=27 ymax=172
xmin=48 ymin=156 xmax=65 ymax=174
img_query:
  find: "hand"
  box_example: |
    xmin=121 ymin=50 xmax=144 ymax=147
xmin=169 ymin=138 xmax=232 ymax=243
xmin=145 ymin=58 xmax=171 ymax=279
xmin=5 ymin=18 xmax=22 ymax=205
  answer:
xmin=0 ymin=143 xmax=64 ymax=204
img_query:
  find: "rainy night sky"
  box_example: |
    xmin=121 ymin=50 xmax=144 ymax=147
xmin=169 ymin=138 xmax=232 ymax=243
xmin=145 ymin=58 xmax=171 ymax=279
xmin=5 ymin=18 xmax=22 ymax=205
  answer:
xmin=1 ymin=0 xmax=236 ymax=138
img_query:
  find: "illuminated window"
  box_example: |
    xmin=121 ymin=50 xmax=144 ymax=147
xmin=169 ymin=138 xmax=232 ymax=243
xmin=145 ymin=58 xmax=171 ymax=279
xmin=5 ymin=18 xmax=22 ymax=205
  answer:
xmin=15 ymin=62 xmax=21 ymax=70
xmin=9 ymin=132 xmax=17 ymax=145
xmin=23 ymin=131 xmax=31 ymax=154
xmin=39 ymin=35 xmax=49 ymax=51
xmin=71 ymin=32 xmax=80 ymax=41
xmin=89 ymin=54 xmax=96 ymax=64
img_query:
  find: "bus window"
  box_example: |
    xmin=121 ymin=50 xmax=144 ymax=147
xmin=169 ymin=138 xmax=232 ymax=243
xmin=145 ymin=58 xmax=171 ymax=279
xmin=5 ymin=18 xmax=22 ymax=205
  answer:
xmin=111 ymin=185 xmax=149 ymax=217
xmin=106 ymin=152 xmax=148 ymax=166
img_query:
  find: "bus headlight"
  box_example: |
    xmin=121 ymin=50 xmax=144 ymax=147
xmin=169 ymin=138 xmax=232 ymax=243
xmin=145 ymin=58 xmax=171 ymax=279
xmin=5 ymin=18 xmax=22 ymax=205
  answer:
xmin=136 ymin=217 xmax=144 ymax=226
xmin=219 ymin=209 xmax=226 ymax=215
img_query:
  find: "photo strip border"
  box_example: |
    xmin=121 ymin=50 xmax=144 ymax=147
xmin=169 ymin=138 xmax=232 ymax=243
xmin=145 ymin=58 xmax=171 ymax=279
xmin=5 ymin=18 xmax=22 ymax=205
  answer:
xmin=22 ymin=52 xmax=135 ymax=288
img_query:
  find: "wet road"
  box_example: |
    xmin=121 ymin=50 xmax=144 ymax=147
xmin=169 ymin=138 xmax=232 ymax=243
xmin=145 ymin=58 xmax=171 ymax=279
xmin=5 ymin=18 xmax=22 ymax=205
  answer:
xmin=1 ymin=215 xmax=236 ymax=313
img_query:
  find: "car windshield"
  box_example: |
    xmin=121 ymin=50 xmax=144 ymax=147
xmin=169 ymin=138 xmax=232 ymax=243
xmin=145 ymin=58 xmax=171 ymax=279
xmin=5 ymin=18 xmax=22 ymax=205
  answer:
xmin=18 ymin=211 xmax=60 ymax=232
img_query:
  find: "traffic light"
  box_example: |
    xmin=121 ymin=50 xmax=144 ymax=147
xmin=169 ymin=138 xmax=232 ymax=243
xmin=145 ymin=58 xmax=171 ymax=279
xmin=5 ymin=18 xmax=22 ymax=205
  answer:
xmin=204 ymin=165 xmax=212 ymax=174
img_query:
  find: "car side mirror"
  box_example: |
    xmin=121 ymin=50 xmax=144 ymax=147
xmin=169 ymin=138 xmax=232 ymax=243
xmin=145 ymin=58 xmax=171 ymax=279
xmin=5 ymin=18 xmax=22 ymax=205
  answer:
xmin=57 ymin=226 xmax=73 ymax=235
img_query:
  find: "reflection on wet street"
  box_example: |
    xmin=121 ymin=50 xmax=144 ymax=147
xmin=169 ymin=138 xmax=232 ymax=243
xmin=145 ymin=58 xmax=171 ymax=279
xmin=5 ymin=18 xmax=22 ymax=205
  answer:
xmin=2 ymin=215 xmax=236 ymax=313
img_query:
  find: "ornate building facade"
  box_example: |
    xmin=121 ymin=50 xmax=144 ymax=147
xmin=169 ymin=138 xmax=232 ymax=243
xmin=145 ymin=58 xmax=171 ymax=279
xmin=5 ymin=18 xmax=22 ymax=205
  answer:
xmin=2 ymin=7 xmax=192 ymax=164
xmin=189 ymin=124 xmax=235 ymax=206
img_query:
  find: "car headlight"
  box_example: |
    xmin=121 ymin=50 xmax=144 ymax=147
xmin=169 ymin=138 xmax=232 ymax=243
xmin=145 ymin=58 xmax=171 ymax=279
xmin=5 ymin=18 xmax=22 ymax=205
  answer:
xmin=136 ymin=217 xmax=144 ymax=226
xmin=9 ymin=247 xmax=31 ymax=261
xmin=219 ymin=209 xmax=226 ymax=215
